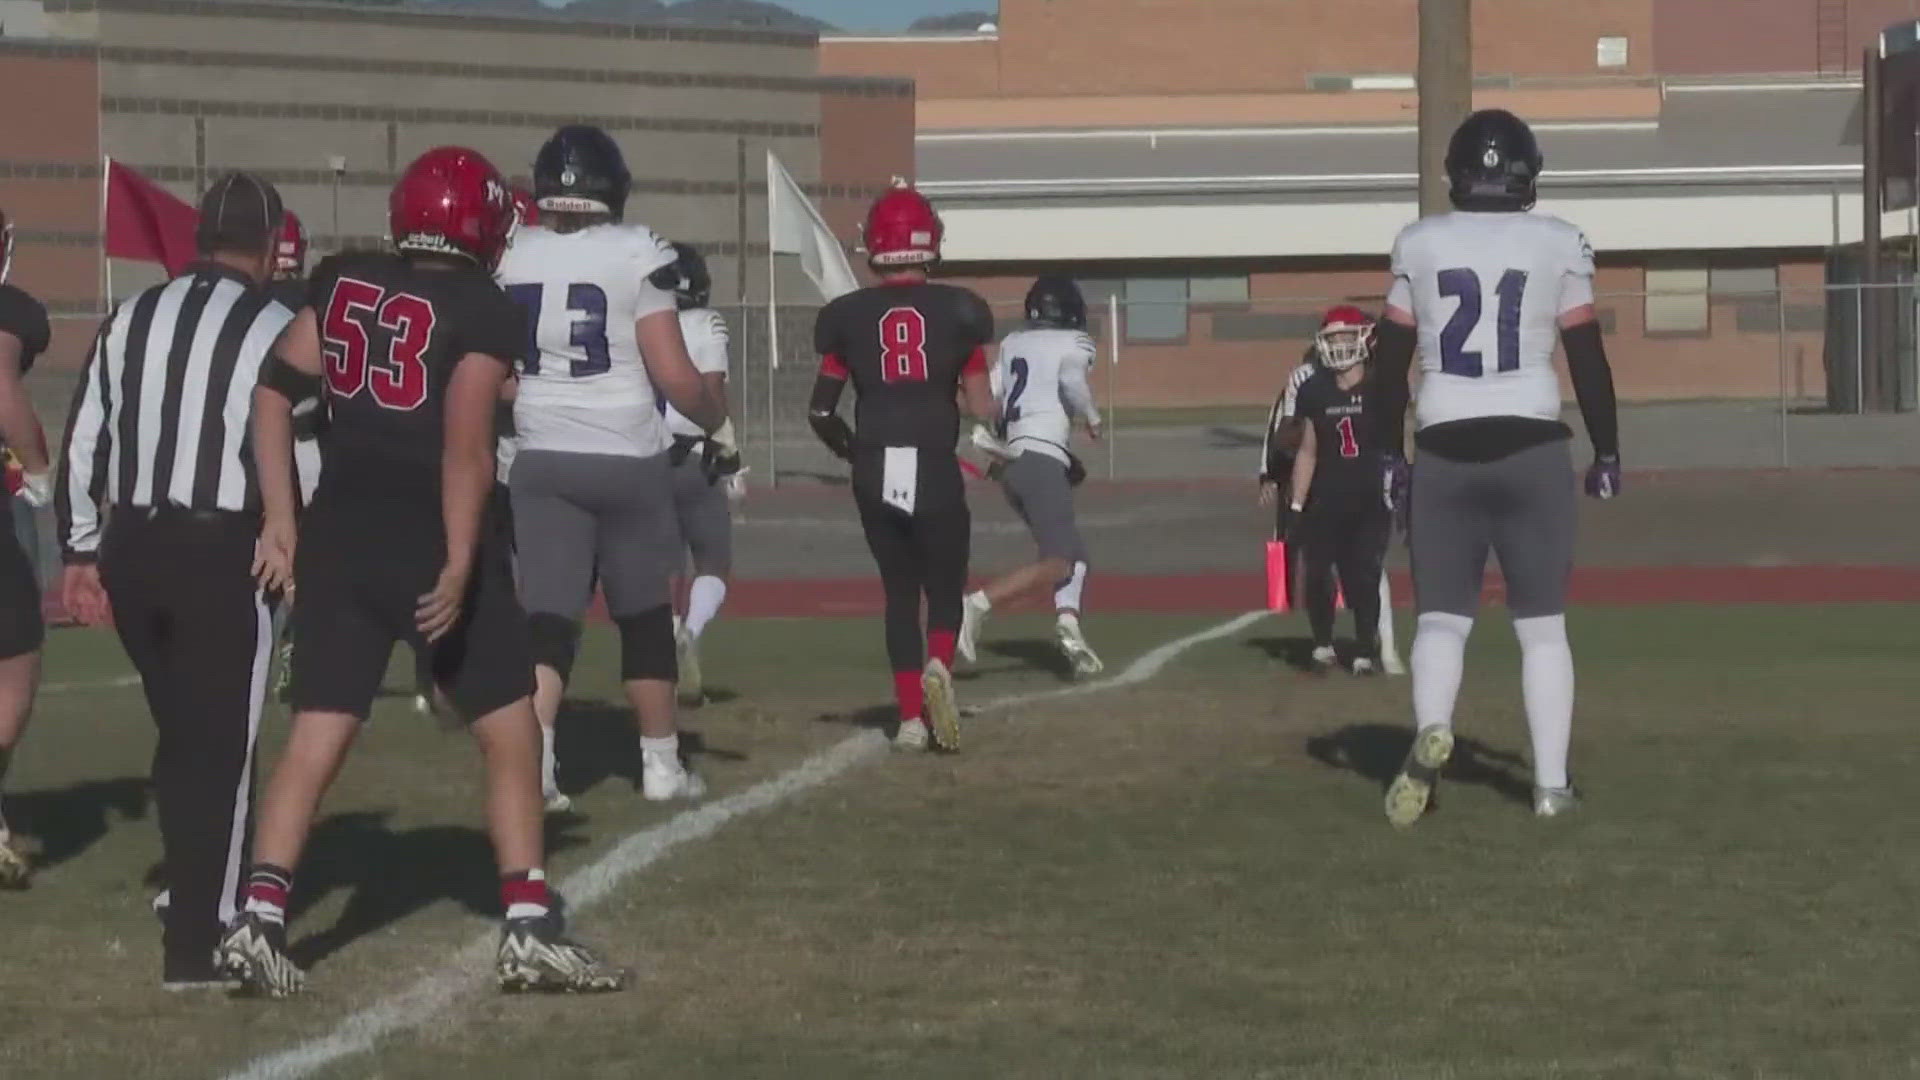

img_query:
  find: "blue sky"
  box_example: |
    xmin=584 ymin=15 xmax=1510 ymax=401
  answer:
xmin=738 ymin=0 xmax=985 ymax=31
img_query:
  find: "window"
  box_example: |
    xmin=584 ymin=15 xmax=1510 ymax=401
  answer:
xmin=1123 ymin=278 xmax=1189 ymax=343
xmin=1189 ymin=275 xmax=1251 ymax=309
xmin=1709 ymin=264 xmax=1778 ymax=297
xmin=1596 ymin=35 xmax=1629 ymax=69
xmin=1644 ymin=263 xmax=1709 ymax=334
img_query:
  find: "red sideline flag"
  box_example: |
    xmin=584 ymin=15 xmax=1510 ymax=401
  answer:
xmin=103 ymin=159 xmax=198 ymax=275
xmin=1264 ymin=540 xmax=1290 ymax=612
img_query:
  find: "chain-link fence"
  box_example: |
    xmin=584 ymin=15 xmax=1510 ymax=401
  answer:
xmin=728 ymin=280 xmax=1920 ymax=483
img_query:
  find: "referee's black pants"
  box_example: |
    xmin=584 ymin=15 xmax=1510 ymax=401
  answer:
xmin=100 ymin=507 xmax=274 ymax=973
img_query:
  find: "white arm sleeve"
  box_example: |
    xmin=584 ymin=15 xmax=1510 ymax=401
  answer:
xmin=1558 ymin=227 xmax=1597 ymax=314
xmin=1059 ymin=334 xmax=1100 ymax=424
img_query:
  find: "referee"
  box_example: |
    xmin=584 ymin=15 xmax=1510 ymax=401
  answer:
xmin=54 ymin=172 xmax=295 ymax=989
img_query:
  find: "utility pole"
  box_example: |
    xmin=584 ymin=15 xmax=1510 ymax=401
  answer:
xmin=1417 ymin=0 xmax=1473 ymax=216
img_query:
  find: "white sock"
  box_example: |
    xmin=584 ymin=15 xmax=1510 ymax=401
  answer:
xmin=1411 ymin=612 xmax=1474 ymax=733
xmin=640 ymin=734 xmax=680 ymax=763
xmin=1054 ymin=561 xmax=1088 ymax=612
xmin=1376 ymin=571 xmax=1398 ymax=655
xmin=1057 ymin=611 xmax=1080 ymax=632
xmin=540 ymin=723 xmax=558 ymax=790
xmin=684 ymin=576 xmax=727 ymax=639
xmin=1514 ymin=614 xmax=1575 ymax=790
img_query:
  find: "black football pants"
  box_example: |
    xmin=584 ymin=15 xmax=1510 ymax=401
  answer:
xmin=852 ymin=451 xmax=970 ymax=674
xmin=1297 ymin=487 xmax=1389 ymax=658
xmin=100 ymin=508 xmax=274 ymax=973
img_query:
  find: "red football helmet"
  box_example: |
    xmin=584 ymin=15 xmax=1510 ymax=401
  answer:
xmin=1315 ymin=304 xmax=1374 ymax=371
xmin=863 ymin=183 xmax=942 ymax=267
xmin=274 ymin=210 xmax=307 ymax=279
xmin=389 ymin=147 xmax=516 ymax=269
xmin=509 ymin=184 xmax=539 ymax=228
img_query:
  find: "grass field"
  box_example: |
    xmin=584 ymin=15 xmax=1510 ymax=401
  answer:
xmin=2 ymin=604 xmax=1918 ymax=1079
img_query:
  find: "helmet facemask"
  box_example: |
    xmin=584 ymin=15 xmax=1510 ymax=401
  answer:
xmin=1316 ymin=324 xmax=1370 ymax=371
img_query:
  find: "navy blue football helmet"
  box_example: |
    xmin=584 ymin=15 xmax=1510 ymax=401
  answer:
xmin=1445 ymin=109 xmax=1543 ymax=212
xmin=533 ymin=125 xmax=631 ymax=220
xmin=1024 ymin=275 xmax=1087 ymax=330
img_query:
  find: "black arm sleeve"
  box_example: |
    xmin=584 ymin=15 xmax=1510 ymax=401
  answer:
xmin=1561 ymin=320 xmax=1619 ymax=459
xmin=807 ymin=373 xmax=854 ymax=460
xmin=259 ymin=351 xmax=322 ymax=403
xmin=1363 ymin=318 xmax=1416 ymax=456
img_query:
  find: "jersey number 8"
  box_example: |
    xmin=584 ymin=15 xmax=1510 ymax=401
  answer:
xmin=323 ymin=277 xmax=436 ymax=411
xmin=879 ymin=307 xmax=929 ymax=383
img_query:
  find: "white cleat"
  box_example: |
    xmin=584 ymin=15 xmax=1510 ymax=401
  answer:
xmin=1381 ymin=651 xmax=1407 ymax=676
xmin=922 ymin=659 xmax=961 ymax=751
xmin=1350 ymin=657 xmax=1378 ymax=676
xmin=956 ymin=592 xmax=990 ymax=666
xmin=1385 ymin=725 xmax=1454 ymax=829
xmin=675 ymin=626 xmax=703 ymax=706
xmin=1055 ymin=617 xmax=1104 ymax=678
xmin=1309 ymin=645 xmax=1337 ymax=673
xmin=543 ymin=788 xmax=573 ymax=814
xmin=412 ymin=693 xmax=433 ymax=715
xmin=892 ymin=717 xmax=930 ymax=752
xmin=1534 ymin=786 xmax=1581 ymax=818
xmin=641 ymin=752 xmax=707 ymax=802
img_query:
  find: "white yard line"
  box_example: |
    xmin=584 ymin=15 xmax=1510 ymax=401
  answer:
xmin=222 ymin=610 xmax=1268 ymax=1080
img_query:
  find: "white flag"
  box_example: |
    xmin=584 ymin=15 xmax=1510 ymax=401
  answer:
xmin=767 ymin=150 xmax=860 ymax=304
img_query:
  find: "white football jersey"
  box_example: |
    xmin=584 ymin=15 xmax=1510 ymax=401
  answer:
xmin=494 ymin=222 xmax=679 ymax=457
xmin=1386 ymin=211 xmax=1594 ymax=430
xmin=994 ymin=328 xmax=1098 ymax=465
xmin=664 ymin=307 xmax=730 ymax=439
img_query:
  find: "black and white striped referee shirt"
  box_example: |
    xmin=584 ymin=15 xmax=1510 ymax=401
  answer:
xmin=55 ymin=262 xmax=293 ymax=560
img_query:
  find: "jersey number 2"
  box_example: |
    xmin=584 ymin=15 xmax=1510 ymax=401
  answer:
xmin=879 ymin=307 xmax=929 ymax=383
xmin=1437 ymin=268 xmax=1528 ymax=378
xmin=1003 ymin=357 xmax=1030 ymax=423
xmin=503 ymin=282 xmax=612 ymax=378
xmin=323 ymin=277 xmax=435 ymax=411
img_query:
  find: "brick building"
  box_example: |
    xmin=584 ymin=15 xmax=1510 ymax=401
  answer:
xmin=824 ymin=0 xmax=1920 ymax=408
xmin=0 ymin=0 xmax=916 ymax=375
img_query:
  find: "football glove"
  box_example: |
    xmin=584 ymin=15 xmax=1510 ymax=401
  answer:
xmin=1585 ymin=454 xmax=1622 ymax=500
xmin=1380 ymin=452 xmax=1410 ymax=532
xmin=18 ymin=469 xmax=51 ymax=508
xmin=968 ymin=424 xmax=1015 ymax=462
xmin=723 ymin=469 xmax=748 ymax=504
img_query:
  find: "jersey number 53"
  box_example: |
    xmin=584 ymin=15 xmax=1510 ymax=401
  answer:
xmin=323 ymin=277 xmax=436 ymax=411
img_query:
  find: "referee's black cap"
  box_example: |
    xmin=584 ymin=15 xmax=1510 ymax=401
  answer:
xmin=196 ymin=171 xmax=284 ymax=256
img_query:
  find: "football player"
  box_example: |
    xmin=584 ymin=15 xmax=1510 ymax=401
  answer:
xmin=656 ymin=242 xmax=741 ymax=705
xmin=0 ymin=207 xmax=52 ymax=887
xmin=1285 ymin=306 xmax=1390 ymax=675
xmin=495 ymin=125 xmax=727 ymax=807
xmin=957 ymin=275 xmax=1104 ymax=678
xmin=1366 ymin=110 xmax=1620 ymax=827
xmin=809 ymin=184 xmax=996 ymax=752
xmin=1261 ymin=307 xmax=1404 ymax=675
xmin=227 ymin=147 xmax=624 ymax=995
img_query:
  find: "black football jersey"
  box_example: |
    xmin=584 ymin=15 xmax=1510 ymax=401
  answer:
xmin=306 ymin=252 xmax=522 ymax=489
xmin=813 ymin=282 xmax=993 ymax=451
xmin=1295 ymin=368 xmax=1375 ymax=492
xmin=0 ymin=284 xmax=51 ymax=376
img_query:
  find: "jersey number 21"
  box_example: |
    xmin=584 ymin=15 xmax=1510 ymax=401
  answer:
xmin=1437 ymin=268 xmax=1528 ymax=378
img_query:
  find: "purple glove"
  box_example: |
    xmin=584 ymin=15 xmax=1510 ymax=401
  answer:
xmin=1380 ymin=452 xmax=1410 ymax=531
xmin=1585 ymin=454 xmax=1622 ymax=500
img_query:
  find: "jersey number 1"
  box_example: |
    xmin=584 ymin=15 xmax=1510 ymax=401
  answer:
xmin=1437 ymin=268 xmax=1528 ymax=378
xmin=879 ymin=307 xmax=929 ymax=383
xmin=323 ymin=277 xmax=435 ymax=411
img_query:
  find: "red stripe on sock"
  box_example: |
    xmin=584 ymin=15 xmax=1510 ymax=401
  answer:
xmin=893 ymin=670 xmax=924 ymax=723
xmin=245 ymin=882 xmax=288 ymax=911
xmin=928 ymin=630 xmax=957 ymax=669
xmin=501 ymin=872 xmax=551 ymax=913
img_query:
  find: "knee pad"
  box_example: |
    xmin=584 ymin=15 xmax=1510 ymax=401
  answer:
xmin=527 ymin=613 xmax=582 ymax=683
xmin=615 ymin=604 xmax=677 ymax=682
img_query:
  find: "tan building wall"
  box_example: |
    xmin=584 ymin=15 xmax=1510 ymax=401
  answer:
xmin=938 ymin=255 xmax=1829 ymax=408
xmin=825 ymin=0 xmax=1654 ymax=98
xmin=0 ymin=0 xmax=913 ymax=374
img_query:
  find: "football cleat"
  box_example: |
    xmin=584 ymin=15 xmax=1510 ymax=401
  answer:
xmin=641 ymin=751 xmax=707 ymax=802
xmin=496 ymin=914 xmax=627 ymax=993
xmin=922 ymin=659 xmax=961 ymax=751
xmin=0 ymin=830 xmax=29 ymax=889
xmin=1055 ymin=617 xmax=1104 ymax=678
xmin=544 ymin=788 xmax=573 ymax=814
xmin=1534 ymin=786 xmax=1581 ymax=818
xmin=1381 ymin=650 xmax=1407 ymax=677
xmin=892 ymin=717 xmax=930 ymax=752
xmin=215 ymin=912 xmax=306 ymax=998
xmin=1351 ymin=657 xmax=1378 ymax=677
xmin=675 ymin=625 xmax=703 ymax=706
xmin=1308 ymin=645 xmax=1337 ymax=674
xmin=1385 ymin=725 xmax=1454 ymax=829
xmin=957 ymin=592 xmax=990 ymax=666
